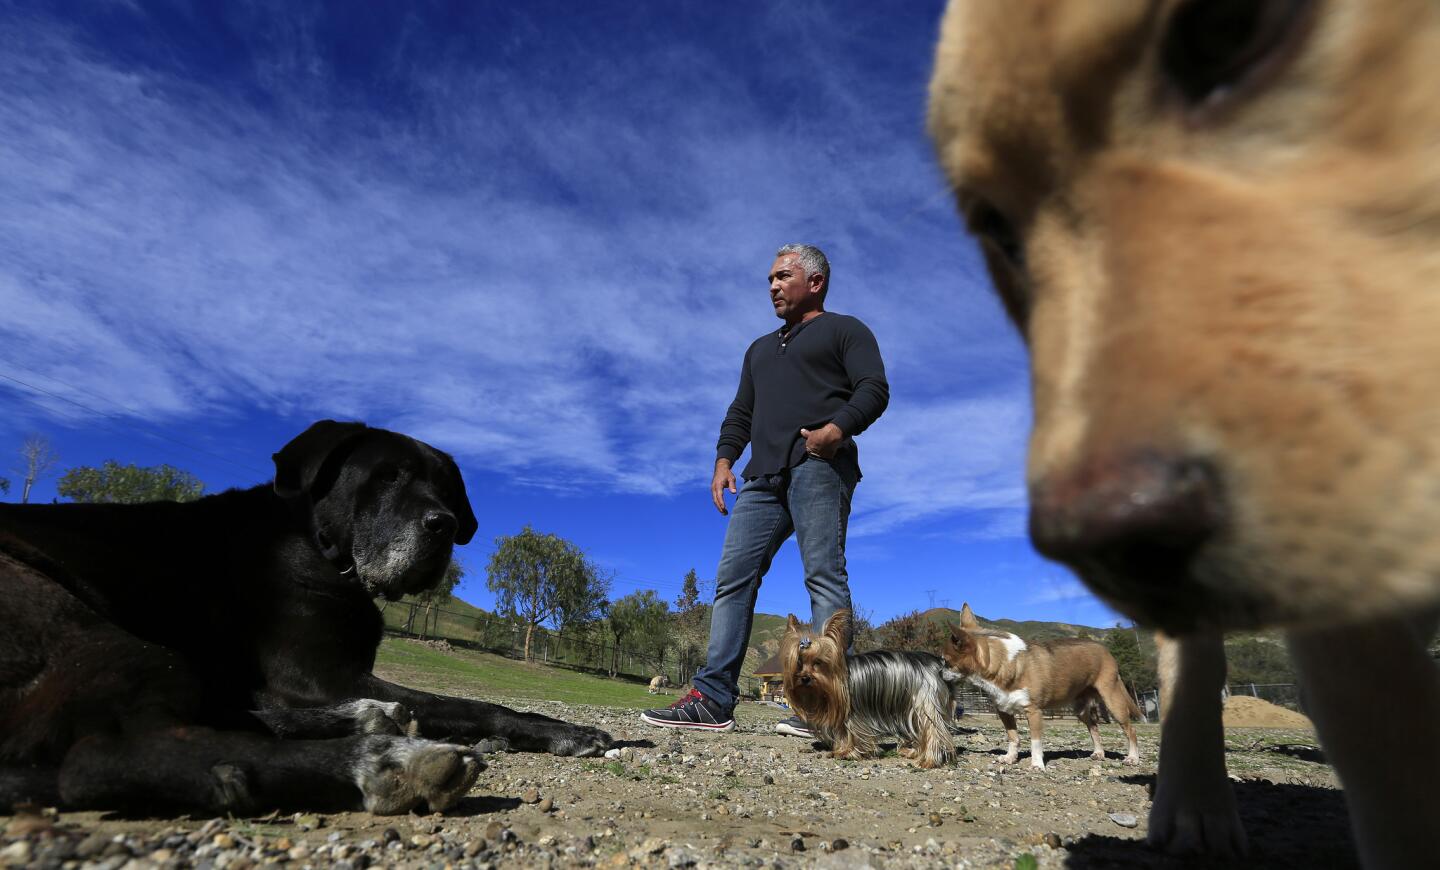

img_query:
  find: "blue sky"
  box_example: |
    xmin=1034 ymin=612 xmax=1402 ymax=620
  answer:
xmin=0 ymin=0 xmax=1124 ymax=629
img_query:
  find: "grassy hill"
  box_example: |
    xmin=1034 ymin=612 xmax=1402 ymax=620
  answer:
xmin=374 ymin=636 xmax=674 ymax=709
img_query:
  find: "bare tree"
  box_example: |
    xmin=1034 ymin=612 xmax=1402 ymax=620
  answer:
xmin=17 ymin=434 xmax=59 ymax=504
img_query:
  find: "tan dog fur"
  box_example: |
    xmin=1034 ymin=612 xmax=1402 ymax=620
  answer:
xmin=944 ymin=603 xmax=1140 ymax=769
xmin=928 ymin=1 xmax=1440 ymax=865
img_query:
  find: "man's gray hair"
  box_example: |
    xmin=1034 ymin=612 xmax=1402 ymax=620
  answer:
xmin=776 ymin=243 xmax=830 ymax=291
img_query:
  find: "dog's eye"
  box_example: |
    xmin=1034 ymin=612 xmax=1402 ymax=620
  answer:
xmin=1161 ymin=0 xmax=1312 ymax=109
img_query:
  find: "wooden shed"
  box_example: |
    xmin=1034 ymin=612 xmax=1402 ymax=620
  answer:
xmin=753 ymin=653 xmax=785 ymax=702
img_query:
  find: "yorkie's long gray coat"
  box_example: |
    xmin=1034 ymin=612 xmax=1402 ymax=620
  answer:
xmin=780 ymin=610 xmax=962 ymax=768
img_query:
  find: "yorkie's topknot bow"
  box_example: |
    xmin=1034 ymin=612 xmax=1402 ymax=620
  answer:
xmin=798 ymin=638 xmax=812 ymax=650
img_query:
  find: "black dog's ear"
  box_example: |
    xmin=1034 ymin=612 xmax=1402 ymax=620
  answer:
xmin=436 ymin=451 xmax=478 ymax=545
xmin=273 ymin=420 xmax=369 ymax=500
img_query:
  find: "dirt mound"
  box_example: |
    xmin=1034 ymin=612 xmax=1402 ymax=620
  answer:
xmin=1224 ymin=694 xmax=1313 ymax=729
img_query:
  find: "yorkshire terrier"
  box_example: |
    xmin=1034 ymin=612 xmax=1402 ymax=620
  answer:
xmin=780 ymin=609 xmax=961 ymax=768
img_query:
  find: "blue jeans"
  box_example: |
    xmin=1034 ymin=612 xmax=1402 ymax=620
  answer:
xmin=692 ymin=455 xmax=858 ymax=710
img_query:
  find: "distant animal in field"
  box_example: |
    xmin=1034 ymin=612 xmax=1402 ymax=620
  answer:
xmin=647 ymin=675 xmax=671 ymax=694
xmin=0 ymin=420 xmax=611 ymax=815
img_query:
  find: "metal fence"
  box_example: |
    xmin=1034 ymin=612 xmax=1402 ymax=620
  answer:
xmin=380 ymin=600 xmax=762 ymax=698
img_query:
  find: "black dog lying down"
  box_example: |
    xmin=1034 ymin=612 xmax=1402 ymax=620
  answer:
xmin=0 ymin=420 xmax=611 ymax=814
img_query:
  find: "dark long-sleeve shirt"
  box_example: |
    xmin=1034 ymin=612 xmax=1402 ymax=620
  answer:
xmin=716 ymin=312 xmax=889 ymax=480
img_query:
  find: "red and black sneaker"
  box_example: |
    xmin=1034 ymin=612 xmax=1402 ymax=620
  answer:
xmin=640 ymin=689 xmax=735 ymax=731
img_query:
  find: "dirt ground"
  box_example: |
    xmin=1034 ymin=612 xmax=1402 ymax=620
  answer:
xmin=0 ymin=672 xmax=1357 ymax=869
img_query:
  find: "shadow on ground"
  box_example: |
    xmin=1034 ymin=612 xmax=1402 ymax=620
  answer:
xmin=1064 ymin=779 xmax=1356 ymax=869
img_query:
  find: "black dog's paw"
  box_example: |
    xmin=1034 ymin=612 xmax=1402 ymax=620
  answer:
xmin=473 ymin=737 xmax=512 ymax=754
xmin=351 ymin=700 xmax=418 ymax=737
xmin=549 ymin=725 xmax=612 ymax=757
xmin=208 ymin=762 xmax=256 ymax=814
xmin=354 ymin=737 xmax=483 ymax=815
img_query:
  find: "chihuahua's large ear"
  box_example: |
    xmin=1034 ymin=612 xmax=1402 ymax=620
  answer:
xmin=822 ymin=609 xmax=851 ymax=647
xmin=948 ymin=623 xmax=969 ymax=648
xmin=959 ymin=602 xmax=979 ymax=629
xmin=434 ymin=449 xmax=478 ymax=545
xmin=273 ymin=420 xmax=368 ymax=501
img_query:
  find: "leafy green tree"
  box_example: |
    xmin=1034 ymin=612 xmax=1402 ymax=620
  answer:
xmin=607 ymin=589 xmax=671 ymax=677
xmin=1225 ymin=637 xmax=1295 ymax=685
xmin=671 ymin=569 xmax=711 ymax=682
xmin=1105 ymin=623 xmax=1156 ymax=693
xmin=57 ymin=461 xmax=204 ymax=504
xmin=486 ymin=525 xmax=606 ymax=662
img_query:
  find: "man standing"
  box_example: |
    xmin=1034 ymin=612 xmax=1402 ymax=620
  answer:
xmin=642 ymin=244 xmax=889 ymax=734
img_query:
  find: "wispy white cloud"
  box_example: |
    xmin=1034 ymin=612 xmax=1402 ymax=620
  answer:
xmin=0 ymin=4 xmax=1026 ymax=541
xmin=1026 ymin=575 xmax=1097 ymax=606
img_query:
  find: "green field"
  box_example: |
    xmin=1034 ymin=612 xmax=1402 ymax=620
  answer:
xmin=374 ymin=637 xmax=673 ymax=710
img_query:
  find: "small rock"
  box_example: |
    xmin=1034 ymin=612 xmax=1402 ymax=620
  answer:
xmin=604 ymin=748 xmax=622 ymax=759
xmin=830 ymin=838 xmax=849 ymax=851
xmin=382 ymin=827 xmax=401 ymax=844
xmin=212 ymin=833 xmax=236 ymax=849
xmin=0 ymin=842 xmax=31 ymax=865
xmin=288 ymin=846 xmax=311 ymax=861
xmin=1044 ymin=832 xmax=1062 ymax=849
xmin=464 ymin=839 xmax=485 ymax=858
xmin=1090 ymin=766 xmax=1103 ymax=778
xmin=1109 ymin=812 xmax=1139 ymax=828
xmin=762 ymin=774 xmax=774 ymax=785
xmin=76 ymin=833 xmax=110 ymax=859
xmin=790 ymin=837 xmax=806 ymax=852
xmin=929 ymin=812 xmax=943 ymax=827
xmin=521 ymin=788 xmax=541 ymax=804
xmin=484 ymin=821 xmax=505 ymax=841
xmin=295 ymin=813 xmax=323 ymax=831
xmin=410 ymin=834 xmax=433 ymax=849
xmin=149 ymin=848 xmax=175 ymax=862
xmin=637 ymin=837 xmax=667 ymax=856
xmin=538 ymin=797 xmax=555 ymax=813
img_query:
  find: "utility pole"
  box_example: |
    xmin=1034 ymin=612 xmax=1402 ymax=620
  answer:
xmin=926 ymin=589 xmax=937 ymax=609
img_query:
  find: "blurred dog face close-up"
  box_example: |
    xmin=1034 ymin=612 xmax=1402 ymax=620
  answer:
xmin=928 ymin=0 xmax=1440 ymax=634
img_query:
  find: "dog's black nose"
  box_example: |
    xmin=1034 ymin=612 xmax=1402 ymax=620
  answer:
xmin=423 ymin=510 xmax=458 ymax=538
xmin=1029 ymin=452 xmax=1225 ymax=579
